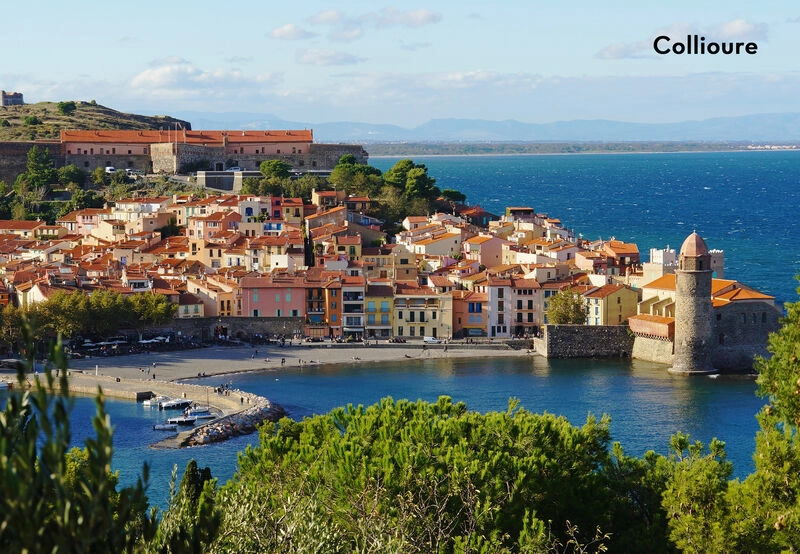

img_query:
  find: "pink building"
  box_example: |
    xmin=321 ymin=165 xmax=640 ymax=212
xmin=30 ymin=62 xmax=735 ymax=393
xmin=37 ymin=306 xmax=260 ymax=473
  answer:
xmin=240 ymin=272 xmax=307 ymax=318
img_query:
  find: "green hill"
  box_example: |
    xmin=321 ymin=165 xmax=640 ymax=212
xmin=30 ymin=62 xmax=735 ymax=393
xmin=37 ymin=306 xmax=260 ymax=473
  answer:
xmin=0 ymin=101 xmax=191 ymax=141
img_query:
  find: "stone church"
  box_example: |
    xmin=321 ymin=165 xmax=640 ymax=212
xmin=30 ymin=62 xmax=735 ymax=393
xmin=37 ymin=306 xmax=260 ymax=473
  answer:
xmin=629 ymin=232 xmax=782 ymax=373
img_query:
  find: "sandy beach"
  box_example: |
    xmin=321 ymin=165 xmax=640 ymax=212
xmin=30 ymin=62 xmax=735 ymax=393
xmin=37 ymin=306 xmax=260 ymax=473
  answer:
xmin=3 ymin=341 xmax=532 ymax=414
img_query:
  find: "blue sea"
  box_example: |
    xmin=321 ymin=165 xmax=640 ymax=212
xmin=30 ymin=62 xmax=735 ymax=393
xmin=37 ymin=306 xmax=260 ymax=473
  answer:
xmin=16 ymin=151 xmax=800 ymax=508
xmin=372 ymin=151 xmax=800 ymax=307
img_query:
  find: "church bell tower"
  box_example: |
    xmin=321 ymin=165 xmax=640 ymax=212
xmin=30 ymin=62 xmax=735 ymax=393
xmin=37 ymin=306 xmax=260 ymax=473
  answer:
xmin=671 ymin=231 xmax=715 ymax=374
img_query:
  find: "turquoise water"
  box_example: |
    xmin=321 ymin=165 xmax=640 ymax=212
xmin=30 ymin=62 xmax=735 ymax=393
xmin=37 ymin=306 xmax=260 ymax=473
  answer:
xmin=20 ymin=151 xmax=800 ymax=508
xmin=54 ymin=355 xmax=763 ymax=509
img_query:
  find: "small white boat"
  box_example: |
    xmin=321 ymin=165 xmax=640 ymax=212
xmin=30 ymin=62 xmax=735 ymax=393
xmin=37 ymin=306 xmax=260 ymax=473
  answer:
xmin=143 ymin=395 xmax=169 ymax=407
xmin=153 ymin=423 xmax=178 ymax=431
xmin=185 ymin=405 xmax=214 ymax=417
xmin=167 ymin=415 xmax=197 ymax=426
xmin=160 ymin=398 xmax=193 ymax=411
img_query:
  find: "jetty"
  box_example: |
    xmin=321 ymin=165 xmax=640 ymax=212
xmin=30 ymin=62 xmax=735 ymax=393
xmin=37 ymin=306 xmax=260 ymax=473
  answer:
xmin=61 ymin=370 xmax=286 ymax=449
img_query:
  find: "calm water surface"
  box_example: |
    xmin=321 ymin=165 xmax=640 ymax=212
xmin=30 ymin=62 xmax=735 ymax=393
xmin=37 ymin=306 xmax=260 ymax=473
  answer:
xmin=54 ymin=355 xmax=763 ymax=508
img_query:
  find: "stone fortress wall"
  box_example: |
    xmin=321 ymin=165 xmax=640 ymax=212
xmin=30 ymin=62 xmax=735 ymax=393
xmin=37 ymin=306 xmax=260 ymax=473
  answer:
xmin=533 ymin=325 xmax=634 ymax=358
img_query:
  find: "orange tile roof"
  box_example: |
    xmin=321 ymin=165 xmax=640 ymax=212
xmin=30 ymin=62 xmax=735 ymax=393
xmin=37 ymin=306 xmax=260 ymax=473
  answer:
xmin=60 ymin=129 xmax=313 ymax=145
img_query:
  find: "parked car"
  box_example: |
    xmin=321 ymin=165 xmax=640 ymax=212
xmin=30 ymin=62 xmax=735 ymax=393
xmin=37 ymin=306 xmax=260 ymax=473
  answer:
xmin=227 ymin=167 xmax=242 ymax=172
xmin=423 ymin=336 xmax=442 ymax=344
xmin=104 ymin=166 xmax=116 ymax=173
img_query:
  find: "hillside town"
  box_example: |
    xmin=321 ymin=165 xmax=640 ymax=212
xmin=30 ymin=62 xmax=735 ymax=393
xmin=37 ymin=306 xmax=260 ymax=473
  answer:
xmin=0 ymin=172 xmax=782 ymax=365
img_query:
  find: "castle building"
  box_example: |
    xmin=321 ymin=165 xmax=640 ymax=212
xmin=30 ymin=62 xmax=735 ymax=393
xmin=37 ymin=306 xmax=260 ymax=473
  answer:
xmin=1 ymin=90 xmax=24 ymax=106
xmin=58 ymin=129 xmax=367 ymax=175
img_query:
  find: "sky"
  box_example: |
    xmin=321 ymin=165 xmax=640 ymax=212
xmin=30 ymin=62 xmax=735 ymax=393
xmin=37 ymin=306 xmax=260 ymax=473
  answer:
xmin=3 ymin=1 xmax=798 ymax=127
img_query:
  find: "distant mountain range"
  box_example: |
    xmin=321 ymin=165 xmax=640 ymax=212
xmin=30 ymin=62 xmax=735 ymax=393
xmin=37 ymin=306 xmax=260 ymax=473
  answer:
xmin=173 ymin=111 xmax=800 ymax=143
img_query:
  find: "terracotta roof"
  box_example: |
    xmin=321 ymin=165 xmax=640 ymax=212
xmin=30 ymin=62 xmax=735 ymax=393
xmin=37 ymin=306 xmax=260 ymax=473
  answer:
xmin=679 ymin=232 xmax=709 ymax=257
xmin=60 ymin=129 xmax=313 ymax=145
xmin=0 ymin=220 xmax=45 ymax=230
xmin=583 ymin=284 xmax=623 ymax=298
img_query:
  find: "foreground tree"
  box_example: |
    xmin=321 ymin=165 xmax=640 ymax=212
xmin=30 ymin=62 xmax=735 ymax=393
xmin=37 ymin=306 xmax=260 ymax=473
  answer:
xmin=0 ymin=322 xmax=155 ymax=551
xmin=214 ymin=396 xmax=630 ymax=552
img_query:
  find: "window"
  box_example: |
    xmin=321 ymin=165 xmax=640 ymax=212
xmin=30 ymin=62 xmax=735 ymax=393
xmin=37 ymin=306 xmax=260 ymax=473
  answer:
xmin=617 ymin=296 xmax=621 ymax=304
xmin=517 ymin=300 xmax=523 ymax=309
xmin=276 ymin=309 xmax=282 ymax=317
xmin=432 ymin=312 xmax=437 ymax=320
xmin=331 ymin=314 xmax=337 ymax=322
xmin=183 ymin=306 xmax=189 ymax=314
xmin=380 ymin=301 xmax=389 ymax=312
xmin=409 ymin=312 xmax=415 ymax=322
xmin=419 ymin=312 xmax=425 ymax=322
xmin=367 ymin=314 xmax=375 ymax=324
xmin=498 ymin=301 xmax=504 ymax=312
xmin=367 ymin=301 xmax=375 ymax=312
xmin=285 ymin=292 xmax=291 ymax=302
xmin=398 ymin=311 xmax=403 ymax=320
xmin=420 ymin=327 xmax=425 ymax=336
xmin=498 ymin=288 xmax=504 ymax=299
xmin=528 ymin=300 xmax=533 ymax=310
xmin=398 ymin=326 xmax=403 ymax=336
xmin=276 ymin=294 xmax=281 ymax=303
xmin=252 ymin=309 xmax=260 ymax=317
xmin=409 ymin=327 xmax=415 ymax=337
xmin=381 ymin=314 xmax=389 ymax=325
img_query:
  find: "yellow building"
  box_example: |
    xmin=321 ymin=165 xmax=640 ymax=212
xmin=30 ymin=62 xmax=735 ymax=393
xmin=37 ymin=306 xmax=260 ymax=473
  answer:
xmin=365 ymin=282 xmax=394 ymax=339
xmin=583 ymin=284 xmax=639 ymax=325
xmin=393 ymin=282 xmax=453 ymax=340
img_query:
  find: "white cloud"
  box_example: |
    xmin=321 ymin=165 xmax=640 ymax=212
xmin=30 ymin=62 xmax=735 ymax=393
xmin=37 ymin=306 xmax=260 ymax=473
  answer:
xmin=300 ymin=7 xmax=441 ymax=44
xmin=127 ymin=59 xmax=282 ymax=105
xmin=307 ymin=9 xmax=344 ymax=25
xmin=372 ymin=8 xmax=442 ymax=28
xmin=329 ymin=27 xmax=363 ymax=42
xmin=295 ymin=49 xmax=365 ymax=66
xmin=710 ymin=18 xmax=768 ymax=41
xmin=269 ymin=23 xmax=317 ymax=40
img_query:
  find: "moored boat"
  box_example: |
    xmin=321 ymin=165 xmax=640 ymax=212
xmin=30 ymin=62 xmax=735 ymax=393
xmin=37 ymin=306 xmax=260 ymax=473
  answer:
xmin=159 ymin=398 xmax=193 ymax=410
xmin=185 ymin=405 xmax=216 ymax=419
xmin=167 ymin=415 xmax=197 ymax=426
xmin=153 ymin=423 xmax=178 ymax=431
xmin=143 ymin=395 xmax=168 ymax=407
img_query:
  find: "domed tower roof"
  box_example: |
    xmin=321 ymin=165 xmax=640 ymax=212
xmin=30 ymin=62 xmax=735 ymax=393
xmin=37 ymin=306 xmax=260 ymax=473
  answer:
xmin=679 ymin=231 xmax=709 ymax=258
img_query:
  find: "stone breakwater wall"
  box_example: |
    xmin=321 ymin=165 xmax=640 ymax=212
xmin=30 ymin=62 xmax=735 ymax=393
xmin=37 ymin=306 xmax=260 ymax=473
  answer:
xmin=534 ymin=325 xmax=634 ymax=359
xmin=181 ymin=393 xmax=287 ymax=447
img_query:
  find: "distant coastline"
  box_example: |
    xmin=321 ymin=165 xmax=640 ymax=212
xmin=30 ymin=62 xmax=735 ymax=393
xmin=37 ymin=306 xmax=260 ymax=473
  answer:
xmin=366 ymin=141 xmax=799 ymax=157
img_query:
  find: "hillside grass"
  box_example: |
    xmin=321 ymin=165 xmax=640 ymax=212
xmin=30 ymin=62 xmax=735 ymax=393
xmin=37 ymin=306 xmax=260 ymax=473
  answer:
xmin=0 ymin=101 xmax=190 ymax=141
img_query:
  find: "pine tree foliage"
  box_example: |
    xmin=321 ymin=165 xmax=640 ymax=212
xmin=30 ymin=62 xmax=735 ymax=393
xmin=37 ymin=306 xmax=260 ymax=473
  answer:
xmin=0 ymin=321 xmax=155 ymax=552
